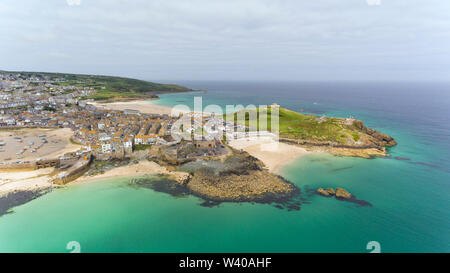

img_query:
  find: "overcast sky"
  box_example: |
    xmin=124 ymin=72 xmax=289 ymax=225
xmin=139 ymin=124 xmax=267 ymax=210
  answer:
xmin=1 ymin=0 xmax=449 ymax=81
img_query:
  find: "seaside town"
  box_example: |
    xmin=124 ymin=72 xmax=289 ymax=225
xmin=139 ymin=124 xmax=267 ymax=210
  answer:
xmin=0 ymin=72 xmax=260 ymax=184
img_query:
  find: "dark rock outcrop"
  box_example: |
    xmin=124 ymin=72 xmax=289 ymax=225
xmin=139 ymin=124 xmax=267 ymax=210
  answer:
xmin=366 ymin=129 xmax=397 ymax=146
xmin=352 ymin=120 xmax=397 ymax=147
xmin=185 ymin=150 xmax=297 ymax=203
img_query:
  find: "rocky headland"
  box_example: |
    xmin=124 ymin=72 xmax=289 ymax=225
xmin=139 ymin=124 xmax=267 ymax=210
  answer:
xmin=183 ymin=150 xmax=297 ymax=203
xmin=232 ymin=106 xmax=397 ymax=159
xmin=279 ymin=117 xmax=397 ymax=159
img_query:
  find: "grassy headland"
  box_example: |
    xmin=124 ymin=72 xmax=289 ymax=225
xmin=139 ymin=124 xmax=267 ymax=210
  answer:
xmin=225 ymin=106 xmax=397 ymax=151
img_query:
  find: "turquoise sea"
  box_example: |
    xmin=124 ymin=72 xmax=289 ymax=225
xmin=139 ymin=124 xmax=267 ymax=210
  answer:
xmin=0 ymin=81 xmax=449 ymax=253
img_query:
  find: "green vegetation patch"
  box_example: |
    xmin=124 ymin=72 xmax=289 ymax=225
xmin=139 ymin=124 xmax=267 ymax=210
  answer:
xmin=224 ymin=106 xmax=354 ymax=143
xmin=349 ymin=131 xmax=360 ymax=142
xmin=134 ymin=144 xmax=153 ymax=151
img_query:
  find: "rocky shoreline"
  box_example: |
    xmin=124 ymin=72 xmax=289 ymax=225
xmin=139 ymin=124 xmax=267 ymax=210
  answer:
xmin=78 ymin=147 xmax=374 ymax=209
xmin=130 ymin=172 xmax=302 ymax=210
xmin=279 ymin=117 xmax=397 ymax=159
xmin=0 ymin=188 xmax=52 ymax=216
xmin=125 ymin=149 xmax=302 ymax=208
xmin=279 ymin=138 xmax=392 ymax=159
xmin=187 ymin=169 xmax=298 ymax=203
xmin=176 ymin=149 xmax=300 ymax=207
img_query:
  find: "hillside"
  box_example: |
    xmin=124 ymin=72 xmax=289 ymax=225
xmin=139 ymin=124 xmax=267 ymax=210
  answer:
xmin=224 ymin=106 xmax=397 ymax=149
xmin=0 ymin=70 xmax=192 ymax=101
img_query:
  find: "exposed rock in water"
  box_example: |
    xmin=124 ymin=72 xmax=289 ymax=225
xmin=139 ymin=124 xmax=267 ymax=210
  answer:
xmin=316 ymin=186 xmax=371 ymax=206
xmin=185 ymin=150 xmax=299 ymax=205
xmin=326 ymin=188 xmax=336 ymax=195
xmin=328 ymin=147 xmax=387 ymax=159
xmin=169 ymin=172 xmax=192 ymax=185
xmin=335 ymin=187 xmax=352 ymax=199
xmin=188 ymin=167 xmax=296 ymax=203
xmin=317 ymin=188 xmax=331 ymax=197
xmin=317 ymin=187 xmax=337 ymax=197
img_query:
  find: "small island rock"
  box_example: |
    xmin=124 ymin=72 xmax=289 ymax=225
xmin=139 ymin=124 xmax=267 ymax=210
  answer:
xmin=335 ymin=187 xmax=352 ymax=199
xmin=317 ymin=188 xmax=330 ymax=196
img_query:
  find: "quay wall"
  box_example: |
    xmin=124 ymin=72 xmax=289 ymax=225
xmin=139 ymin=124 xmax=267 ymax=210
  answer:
xmin=53 ymin=156 xmax=92 ymax=184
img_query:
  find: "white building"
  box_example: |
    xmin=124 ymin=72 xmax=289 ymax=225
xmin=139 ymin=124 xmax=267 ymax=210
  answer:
xmin=101 ymin=143 xmax=112 ymax=154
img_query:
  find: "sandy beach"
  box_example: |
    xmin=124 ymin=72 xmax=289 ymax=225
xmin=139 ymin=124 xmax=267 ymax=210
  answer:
xmin=89 ymin=100 xmax=186 ymax=116
xmin=73 ymin=160 xmax=189 ymax=184
xmin=0 ymin=167 xmax=56 ymax=195
xmin=229 ymin=137 xmax=311 ymax=174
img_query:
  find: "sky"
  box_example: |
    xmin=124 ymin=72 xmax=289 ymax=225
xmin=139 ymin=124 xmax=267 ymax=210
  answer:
xmin=1 ymin=0 xmax=450 ymax=82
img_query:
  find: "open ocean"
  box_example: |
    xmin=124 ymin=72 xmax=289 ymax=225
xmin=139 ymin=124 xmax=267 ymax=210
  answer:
xmin=0 ymin=81 xmax=449 ymax=253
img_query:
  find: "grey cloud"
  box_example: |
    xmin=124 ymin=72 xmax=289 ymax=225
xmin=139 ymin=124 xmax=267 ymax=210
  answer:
xmin=0 ymin=0 xmax=449 ymax=81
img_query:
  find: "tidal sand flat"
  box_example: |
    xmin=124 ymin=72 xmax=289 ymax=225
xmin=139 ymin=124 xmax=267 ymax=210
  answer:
xmin=0 ymin=128 xmax=79 ymax=162
xmin=228 ymin=137 xmax=311 ymax=174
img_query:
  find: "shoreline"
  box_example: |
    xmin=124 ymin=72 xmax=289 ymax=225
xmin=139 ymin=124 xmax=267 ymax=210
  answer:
xmin=0 ymin=167 xmax=56 ymax=195
xmin=0 ymin=167 xmax=57 ymax=216
xmin=88 ymin=99 xmax=185 ymax=116
xmin=228 ymin=137 xmax=312 ymax=174
xmin=70 ymin=160 xmax=190 ymax=185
